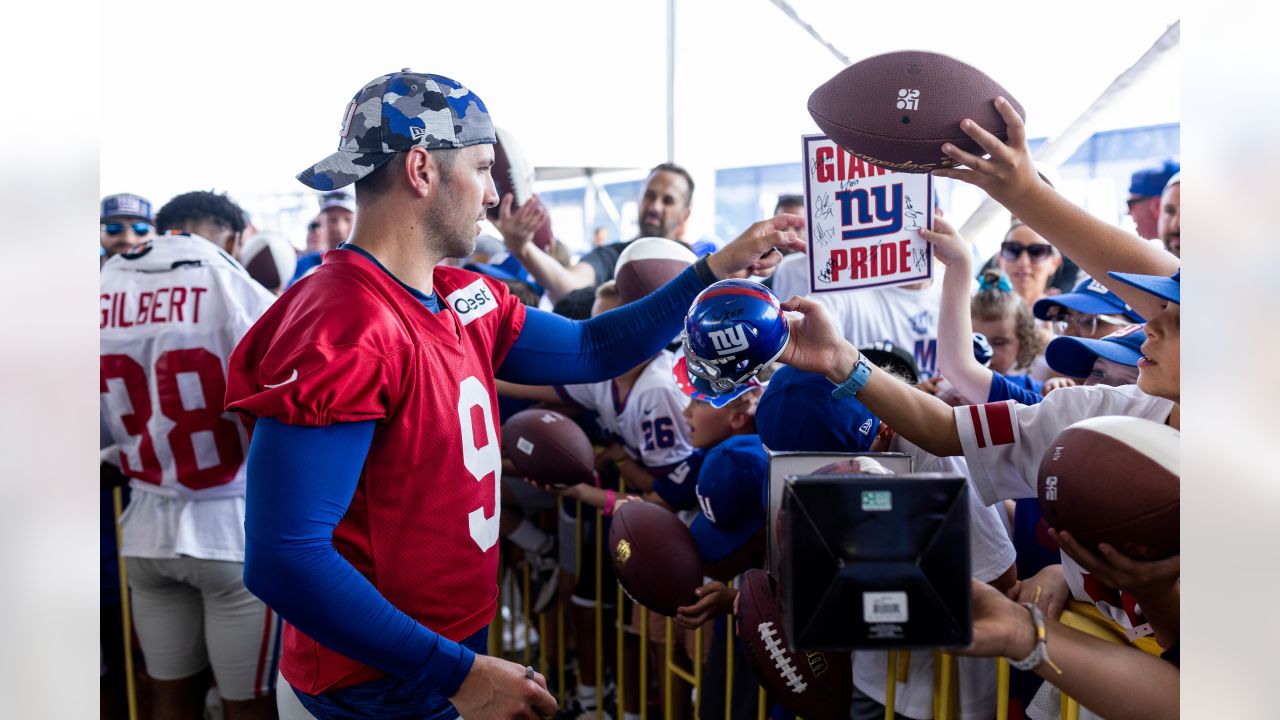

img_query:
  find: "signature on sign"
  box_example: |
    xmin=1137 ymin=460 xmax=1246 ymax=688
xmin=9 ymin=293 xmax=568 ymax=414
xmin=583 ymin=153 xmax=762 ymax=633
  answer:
xmin=814 ymin=223 xmax=835 ymax=247
xmin=814 ymin=193 xmax=834 ymax=221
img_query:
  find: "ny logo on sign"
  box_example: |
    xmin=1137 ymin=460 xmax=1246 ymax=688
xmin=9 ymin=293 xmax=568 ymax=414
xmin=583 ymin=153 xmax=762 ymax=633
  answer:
xmin=836 ymin=184 xmax=904 ymax=240
xmin=708 ymin=325 xmax=750 ymax=356
xmin=896 ymin=89 xmax=920 ymax=110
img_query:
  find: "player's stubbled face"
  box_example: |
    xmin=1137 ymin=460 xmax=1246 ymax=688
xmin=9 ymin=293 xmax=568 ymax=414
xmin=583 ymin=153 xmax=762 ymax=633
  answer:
xmin=434 ymin=144 xmax=499 ymax=258
xmin=683 ymin=399 xmax=735 ymax=449
xmin=1137 ymin=303 xmax=1180 ymax=401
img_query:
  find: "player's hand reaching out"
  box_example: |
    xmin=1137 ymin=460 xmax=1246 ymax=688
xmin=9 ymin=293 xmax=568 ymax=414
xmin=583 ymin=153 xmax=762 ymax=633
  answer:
xmin=450 ymin=654 xmax=558 ymax=719
xmin=932 ymin=97 xmax=1044 ymax=211
xmin=706 ymin=215 xmax=807 ymax=280
xmin=494 ymin=193 xmax=548 ymax=256
xmin=676 ymin=580 xmax=738 ymax=630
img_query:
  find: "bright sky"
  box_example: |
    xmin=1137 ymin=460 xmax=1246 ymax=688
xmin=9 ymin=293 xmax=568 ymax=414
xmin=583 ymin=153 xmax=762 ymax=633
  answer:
xmin=101 ymin=0 xmax=1178 ymax=240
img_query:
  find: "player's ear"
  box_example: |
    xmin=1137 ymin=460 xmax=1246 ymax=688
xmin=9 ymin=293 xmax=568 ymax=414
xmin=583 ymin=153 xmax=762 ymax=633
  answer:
xmin=405 ymin=148 xmax=432 ymax=199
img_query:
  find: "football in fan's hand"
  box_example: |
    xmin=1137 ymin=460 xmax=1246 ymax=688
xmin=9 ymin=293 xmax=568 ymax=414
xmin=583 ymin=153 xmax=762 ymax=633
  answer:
xmin=736 ymin=569 xmax=852 ymax=720
xmin=807 ymin=50 xmax=1025 ymax=173
xmin=608 ymin=501 xmax=702 ymax=616
xmin=614 ymin=237 xmax=697 ymax=304
xmin=488 ymin=126 xmax=555 ymax=250
xmin=500 ymin=409 xmax=595 ymax=488
xmin=1038 ymin=416 xmax=1179 ymax=561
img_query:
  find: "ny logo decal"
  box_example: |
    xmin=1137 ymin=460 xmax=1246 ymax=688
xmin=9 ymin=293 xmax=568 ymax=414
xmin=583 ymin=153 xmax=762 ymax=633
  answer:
xmin=708 ymin=325 xmax=750 ymax=356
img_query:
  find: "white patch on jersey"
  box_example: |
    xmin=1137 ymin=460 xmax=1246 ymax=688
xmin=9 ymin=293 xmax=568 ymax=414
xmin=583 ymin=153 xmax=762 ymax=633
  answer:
xmin=446 ymin=280 xmax=500 ymax=326
xmin=176 ymin=371 xmax=206 ymax=410
xmin=758 ymin=621 xmax=807 ymax=693
xmin=191 ymin=430 xmax=219 ymax=470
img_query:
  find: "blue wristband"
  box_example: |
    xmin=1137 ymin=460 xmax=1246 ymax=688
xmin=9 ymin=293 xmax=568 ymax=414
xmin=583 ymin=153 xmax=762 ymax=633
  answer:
xmin=831 ymin=354 xmax=874 ymax=399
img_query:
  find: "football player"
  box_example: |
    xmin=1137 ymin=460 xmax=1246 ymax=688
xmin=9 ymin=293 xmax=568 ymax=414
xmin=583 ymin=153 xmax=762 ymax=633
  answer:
xmin=226 ymin=70 xmax=802 ymax=720
xmin=100 ymin=190 xmax=279 ymax=719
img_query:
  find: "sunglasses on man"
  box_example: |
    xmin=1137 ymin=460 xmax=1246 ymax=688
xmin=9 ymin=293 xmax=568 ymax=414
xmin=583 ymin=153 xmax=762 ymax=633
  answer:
xmin=999 ymin=241 xmax=1054 ymax=263
xmin=104 ymin=222 xmax=154 ymax=237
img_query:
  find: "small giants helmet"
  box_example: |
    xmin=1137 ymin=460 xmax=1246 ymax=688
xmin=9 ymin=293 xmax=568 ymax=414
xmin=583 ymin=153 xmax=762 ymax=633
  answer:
xmin=682 ymin=279 xmax=789 ymax=393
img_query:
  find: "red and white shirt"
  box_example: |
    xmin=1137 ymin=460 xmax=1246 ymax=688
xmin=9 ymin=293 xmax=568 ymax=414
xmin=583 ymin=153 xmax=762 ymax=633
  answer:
xmin=955 ymin=383 xmax=1177 ymax=632
xmin=100 ymin=234 xmax=275 ymax=561
xmin=225 ymin=249 xmax=526 ymax=694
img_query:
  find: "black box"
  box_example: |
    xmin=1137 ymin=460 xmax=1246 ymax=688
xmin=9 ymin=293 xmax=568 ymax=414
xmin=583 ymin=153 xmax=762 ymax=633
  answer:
xmin=780 ymin=472 xmax=971 ymax=650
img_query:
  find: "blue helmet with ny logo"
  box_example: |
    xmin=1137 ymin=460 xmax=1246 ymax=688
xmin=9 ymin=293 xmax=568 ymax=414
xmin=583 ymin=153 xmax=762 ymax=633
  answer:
xmin=683 ymin=279 xmax=789 ymax=393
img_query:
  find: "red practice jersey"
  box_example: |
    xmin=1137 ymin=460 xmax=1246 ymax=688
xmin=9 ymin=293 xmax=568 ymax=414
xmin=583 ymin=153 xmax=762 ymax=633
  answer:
xmin=226 ymin=249 xmax=526 ymax=693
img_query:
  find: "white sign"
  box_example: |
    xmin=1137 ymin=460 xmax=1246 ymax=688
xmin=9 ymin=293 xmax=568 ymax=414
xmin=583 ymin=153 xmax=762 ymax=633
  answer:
xmin=801 ymin=135 xmax=933 ymax=293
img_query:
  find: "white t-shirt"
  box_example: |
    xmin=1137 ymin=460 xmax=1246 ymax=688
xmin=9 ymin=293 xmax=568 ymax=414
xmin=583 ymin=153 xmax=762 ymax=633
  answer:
xmin=812 ymin=280 xmax=943 ymax=379
xmin=851 ymin=438 xmax=1016 ymax=720
xmin=100 ymin=234 xmax=275 ymax=560
xmin=770 ymin=251 xmax=811 ymax=302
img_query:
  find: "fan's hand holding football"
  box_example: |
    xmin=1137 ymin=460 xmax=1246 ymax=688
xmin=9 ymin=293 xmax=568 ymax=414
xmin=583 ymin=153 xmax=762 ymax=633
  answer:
xmin=777 ymin=296 xmax=858 ymax=383
xmin=958 ymin=579 xmax=1037 ymax=660
xmin=675 ymin=580 xmax=737 ymax=630
xmin=933 ymin=97 xmax=1043 ymax=211
xmin=706 ymin=215 xmax=807 ymax=280
xmin=1013 ymin=564 xmax=1071 ymax=620
xmin=1052 ymin=530 xmax=1179 ymax=595
xmin=495 ymin=193 xmax=548 ymax=256
xmin=450 ymin=654 xmax=558 ymax=720
xmin=917 ymin=209 xmax=970 ymax=268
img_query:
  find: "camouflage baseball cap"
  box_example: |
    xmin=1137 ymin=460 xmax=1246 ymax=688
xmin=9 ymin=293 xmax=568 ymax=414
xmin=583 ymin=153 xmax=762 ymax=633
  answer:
xmin=297 ymin=70 xmax=496 ymax=191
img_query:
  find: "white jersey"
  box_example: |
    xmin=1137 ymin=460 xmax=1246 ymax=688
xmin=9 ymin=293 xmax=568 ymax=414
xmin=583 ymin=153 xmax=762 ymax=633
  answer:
xmin=770 ymin=251 xmax=811 ymax=303
xmin=852 ymin=438 xmax=1016 ymax=720
xmin=100 ymin=234 xmax=274 ymax=560
xmin=558 ymin=351 xmax=694 ymax=470
xmin=811 ymin=280 xmax=943 ymax=379
xmin=955 ymin=383 xmax=1176 ymax=641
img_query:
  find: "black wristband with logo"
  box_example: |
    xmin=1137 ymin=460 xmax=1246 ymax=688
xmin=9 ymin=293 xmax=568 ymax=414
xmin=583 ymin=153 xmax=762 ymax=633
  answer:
xmin=693 ymin=255 xmax=718 ymax=286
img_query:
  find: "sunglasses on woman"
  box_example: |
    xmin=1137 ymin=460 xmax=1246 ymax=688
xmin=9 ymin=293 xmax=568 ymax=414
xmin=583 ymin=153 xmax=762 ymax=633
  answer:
xmin=104 ymin=222 xmax=154 ymax=237
xmin=999 ymin=241 xmax=1054 ymax=263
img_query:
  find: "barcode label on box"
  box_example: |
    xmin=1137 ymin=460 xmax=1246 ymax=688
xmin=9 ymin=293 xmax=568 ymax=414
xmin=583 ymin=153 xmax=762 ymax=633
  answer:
xmin=863 ymin=592 xmax=908 ymax=623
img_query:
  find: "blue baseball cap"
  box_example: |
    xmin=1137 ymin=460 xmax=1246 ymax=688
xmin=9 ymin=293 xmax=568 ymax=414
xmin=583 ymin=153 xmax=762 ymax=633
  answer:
xmin=689 ymin=435 xmax=768 ymax=562
xmin=101 ymin=193 xmax=153 ymax=222
xmin=672 ymin=355 xmax=762 ymax=409
xmin=1045 ymin=324 xmax=1146 ymax=379
xmin=1033 ymin=277 xmax=1145 ymax=323
xmin=755 ymin=365 xmax=880 ymax=453
xmin=1108 ymin=269 xmax=1180 ymax=305
xmin=1129 ymin=160 xmax=1180 ymax=198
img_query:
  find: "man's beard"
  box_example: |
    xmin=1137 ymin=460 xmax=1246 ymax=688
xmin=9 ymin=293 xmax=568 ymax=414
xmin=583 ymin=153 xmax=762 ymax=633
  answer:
xmin=639 ymin=215 xmax=667 ymax=238
xmin=425 ymin=184 xmax=478 ymax=259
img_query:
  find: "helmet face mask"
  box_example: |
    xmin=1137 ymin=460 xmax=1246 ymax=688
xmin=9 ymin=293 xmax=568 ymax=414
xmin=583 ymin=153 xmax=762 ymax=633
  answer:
xmin=682 ymin=279 xmax=790 ymax=393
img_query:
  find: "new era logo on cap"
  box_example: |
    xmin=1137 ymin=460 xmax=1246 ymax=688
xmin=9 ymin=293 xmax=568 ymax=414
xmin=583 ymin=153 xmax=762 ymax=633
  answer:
xmin=298 ymin=70 xmax=497 ymax=191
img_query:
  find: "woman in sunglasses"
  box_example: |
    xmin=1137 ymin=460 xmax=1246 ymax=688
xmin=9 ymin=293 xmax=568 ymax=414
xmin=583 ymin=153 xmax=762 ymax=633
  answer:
xmin=997 ymin=220 xmax=1061 ymax=310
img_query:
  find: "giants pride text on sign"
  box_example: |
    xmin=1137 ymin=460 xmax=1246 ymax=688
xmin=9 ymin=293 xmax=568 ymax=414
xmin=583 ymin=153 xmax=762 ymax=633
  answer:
xmin=802 ymin=135 xmax=933 ymax=293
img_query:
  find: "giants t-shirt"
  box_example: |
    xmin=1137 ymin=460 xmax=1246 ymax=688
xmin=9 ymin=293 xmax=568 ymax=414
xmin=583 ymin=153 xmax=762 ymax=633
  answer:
xmin=225 ymin=248 xmax=526 ymax=694
xmin=812 ymin=281 xmax=943 ymax=379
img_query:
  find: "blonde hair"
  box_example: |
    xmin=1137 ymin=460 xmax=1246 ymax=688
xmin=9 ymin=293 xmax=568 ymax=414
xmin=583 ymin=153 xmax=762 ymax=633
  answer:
xmin=972 ymin=268 xmax=1045 ymax=369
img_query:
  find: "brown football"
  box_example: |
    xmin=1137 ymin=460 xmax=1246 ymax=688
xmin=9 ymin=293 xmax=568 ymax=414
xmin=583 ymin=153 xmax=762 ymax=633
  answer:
xmin=1037 ymin=416 xmax=1179 ymax=561
xmin=607 ymin=501 xmax=702 ymax=617
xmin=808 ymin=50 xmax=1024 ymax=173
xmin=500 ymin=409 xmax=594 ymax=488
xmin=737 ymin=569 xmax=852 ymax=720
xmin=613 ymin=237 xmax=697 ymax=304
xmin=487 ymin=126 xmax=554 ymax=251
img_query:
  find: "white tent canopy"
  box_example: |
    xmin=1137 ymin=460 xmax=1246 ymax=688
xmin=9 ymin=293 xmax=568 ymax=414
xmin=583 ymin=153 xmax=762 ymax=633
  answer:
xmin=101 ymin=0 xmax=1178 ymax=244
